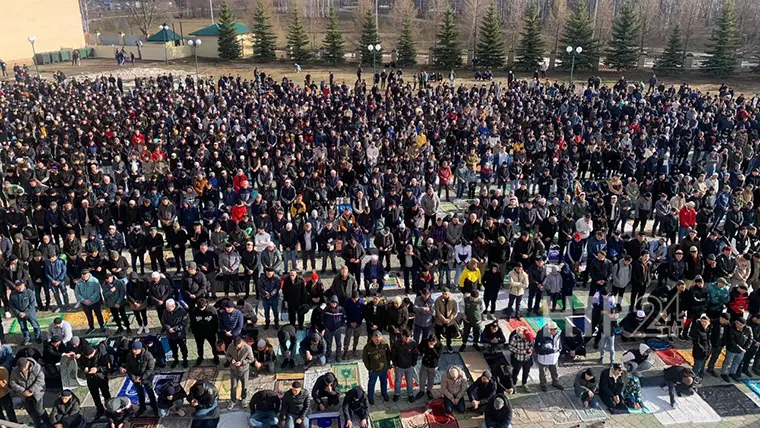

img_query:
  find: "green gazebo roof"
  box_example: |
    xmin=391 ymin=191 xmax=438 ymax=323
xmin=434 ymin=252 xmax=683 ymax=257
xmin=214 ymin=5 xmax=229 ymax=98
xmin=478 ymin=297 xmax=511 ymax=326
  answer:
xmin=146 ymin=28 xmax=184 ymax=43
xmin=189 ymin=22 xmax=251 ymax=37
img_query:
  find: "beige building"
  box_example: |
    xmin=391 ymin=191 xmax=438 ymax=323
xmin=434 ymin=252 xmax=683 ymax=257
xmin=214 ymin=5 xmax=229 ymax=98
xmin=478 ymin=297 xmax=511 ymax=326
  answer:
xmin=0 ymin=0 xmax=86 ymax=63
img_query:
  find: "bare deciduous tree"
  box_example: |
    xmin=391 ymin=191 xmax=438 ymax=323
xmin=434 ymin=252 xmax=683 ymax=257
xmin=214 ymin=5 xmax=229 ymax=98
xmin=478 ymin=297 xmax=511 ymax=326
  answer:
xmin=127 ymin=0 xmax=160 ymax=39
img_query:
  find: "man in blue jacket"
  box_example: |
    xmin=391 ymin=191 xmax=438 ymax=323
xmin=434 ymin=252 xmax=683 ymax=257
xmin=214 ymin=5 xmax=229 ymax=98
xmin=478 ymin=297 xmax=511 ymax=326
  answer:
xmin=45 ymin=254 xmax=68 ymax=313
xmin=75 ymin=270 xmax=106 ymax=335
xmin=219 ymin=301 xmax=244 ymax=364
xmin=343 ymin=292 xmax=365 ymax=360
xmin=322 ymin=295 xmax=345 ymax=362
xmin=10 ymin=280 xmax=41 ymax=345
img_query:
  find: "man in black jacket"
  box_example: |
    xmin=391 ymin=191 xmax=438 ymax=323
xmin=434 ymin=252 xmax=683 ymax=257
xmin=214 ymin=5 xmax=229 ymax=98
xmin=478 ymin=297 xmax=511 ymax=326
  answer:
xmin=190 ymin=298 xmax=219 ymax=365
xmin=721 ymin=316 xmax=752 ymax=382
xmin=391 ymin=329 xmax=419 ymax=403
xmin=194 ymin=242 xmax=220 ymax=298
xmin=81 ymin=344 xmax=113 ymax=419
xmin=342 ymin=387 xmax=370 ymax=428
xmin=598 ymin=363 xmax=627 ymax=413
xmin=123 ymin=341 xmax=158 ymax=416
xmin=161 ymin=299 xmax=189 ymax=368
xmin=741 ymin=313 xmax=760 ymax=377
xmin=707 ymin=313 xmax=730 ymax=376
xmin=249 ymin=389 xmax=280 ymax=428
xmin=483 ymin=395 xmax=511 ymax=428
xmin=363 ymin=294 xmax=385 ymax=340
xmin=630 ymin=252 xmax=651 ymax=310
xmin=526 ymin=257 xmax=547 ymax=316
xmin=279 ymin=381 xmax=310 ymax=428
xmin=182 ymin=262 xmax=210 ymax=311
xmin=148 ymin=272 xmax=173 ymax=321
xmin=466 ymin=371 xmax=498 ymax=413
xmin=188 ymin=380 xmax=219 ymax=418
xmin=311 ymin=372 xmax=340 ymax=411
xmin=662 ymin=366 xmax=695 ymax=407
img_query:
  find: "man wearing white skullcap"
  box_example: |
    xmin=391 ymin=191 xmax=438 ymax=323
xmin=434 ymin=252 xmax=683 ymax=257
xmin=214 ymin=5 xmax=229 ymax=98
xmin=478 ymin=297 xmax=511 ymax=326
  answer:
xmin=161 ymin=297 xmax=189 ymax=368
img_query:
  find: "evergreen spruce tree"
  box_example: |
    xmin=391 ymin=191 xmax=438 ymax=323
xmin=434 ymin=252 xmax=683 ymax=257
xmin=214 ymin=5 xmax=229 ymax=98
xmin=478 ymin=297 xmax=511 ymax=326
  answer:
xmin=358 ymin=10 xmax=381 ymax=66
xmin=322 ymin=7 xmax=345 ymax=65
xmin=396 ymin=14 xmax=417 ymax=67
xmin=604 ymin=1 xmax=639 ymax=71
xmin=432 ymin=8 xmax=462 ymax=69
xmin=657 ymin=25 xmax=684 ymax=72
xmin=703 ymin=0 xmax=740 ymax=77
xmin=515 ymin=2 xmax=544 ymax=71
xmin=557 ymin=1 xmax=599 ymax=71
xmin=476 ymin=4 xmax=505 ymax=68
xmin=252 ymin=0 xmax=276 ymax=62
xmin=216 ymin=2 xmax=241 ymax=60
xmin=286 ymin=4 xmax=310 ymax=63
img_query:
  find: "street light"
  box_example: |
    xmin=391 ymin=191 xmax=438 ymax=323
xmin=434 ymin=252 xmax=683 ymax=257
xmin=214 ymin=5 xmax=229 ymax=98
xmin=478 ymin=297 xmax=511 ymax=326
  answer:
xmin=119 ymin=32 xmax=125 ymax=46
xmin=28 ymin=36 xmax=39 ymax=78
xmin=187 ymin=38 xmax=202 ymax=80
xmin=160 ymin=23 xmax=170 ymax=65
xmin=368 ymin=43 xmax=381 ymax=71
xmin=95 ymin=31 xmax=101 ymax=45
xmin=566 ymin=45 xmax=583 ymax=87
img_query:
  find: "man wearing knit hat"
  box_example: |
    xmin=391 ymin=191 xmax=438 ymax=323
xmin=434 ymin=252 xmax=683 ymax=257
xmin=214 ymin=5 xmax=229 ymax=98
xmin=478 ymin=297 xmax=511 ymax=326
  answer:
xmin=124 ymin=341 xmax=158 ymax=417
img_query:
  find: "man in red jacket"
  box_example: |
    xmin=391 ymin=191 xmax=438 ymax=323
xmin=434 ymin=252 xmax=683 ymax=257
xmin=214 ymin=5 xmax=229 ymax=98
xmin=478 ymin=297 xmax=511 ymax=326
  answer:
xmin=678 ymin=202 xmax=697 ymax=241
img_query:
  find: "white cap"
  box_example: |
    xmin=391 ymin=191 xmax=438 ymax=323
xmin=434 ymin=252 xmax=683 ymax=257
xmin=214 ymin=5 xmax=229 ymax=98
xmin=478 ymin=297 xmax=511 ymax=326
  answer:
xmin=166 ymin=299 xmax=176 ymax=307
xmin=636 ymin=310 xmax=645 ymax=317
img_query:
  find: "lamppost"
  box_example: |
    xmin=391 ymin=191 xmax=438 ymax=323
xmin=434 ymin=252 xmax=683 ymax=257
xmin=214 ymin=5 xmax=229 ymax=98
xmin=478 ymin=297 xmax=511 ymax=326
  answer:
xmin=28 ymin=36 xmax=40 ymax=77
xmin=367 ymin=43 xmax=381 ymax=71
xmin=566 ymin=45 xmax=583 ymax=87
xmin=95 ymin=31 xmax=101 ymax=45
xmin=187 ymin=38 xmax=202 ymax=80
xmin=119 ymin=32 xmax=125 ymax=46
xmin=160 ymin=23 xmax=170 ymax=65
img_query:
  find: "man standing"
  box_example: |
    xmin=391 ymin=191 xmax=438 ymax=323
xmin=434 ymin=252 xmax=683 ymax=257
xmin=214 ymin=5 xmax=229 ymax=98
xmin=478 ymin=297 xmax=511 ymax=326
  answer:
xmin=123 ymin=341 xmax=158 ymax=417
xmin=44 ymin=253 xmax=68 ymax=312
xmin=161 ymin=299 xmax=189 ymax=368
xmin=413 ymin=288 xmax=435 ymax=344
xmin=182 ymin=262 xmax=209 ymax=311
xmin=391 ymin=329 xmax=419 ymax=403
xmin=460 ymin=290 xmax=484 ymax=352
xmin=219 ymin=301 xmax=244 ymax=358
xmin=258 ymin=267 xmax=281 ymax=330
xmin=149 ymin=271 xmax=173 ymax=322
xmin=147 ymin=228 xmax=167 ymax=273
xmin=190 ymin=298 xmax=219 ymax=365
xmin=282 ymin=270 xmax=307 ymax=330
xmin=362 ymin=330 xmax=391 ymax=405
xmin=81 ymin=345 xmax=112 ymax=420
xmin=279 ymin=381 xmax=310 ymax=428
xmin=75 ymin=269 xmax=106 ymax=335
xmin=10 ymin=280 xmax=41 ymax=345
xmin=342 ymin=239 xmax=365 ymax=281
xmin=102 ymin=273 xmax=130 ymax=335
xmin=534 ymin=322 xmax=564 ymax=391
xmin=220 ymin=243 xmax=241 ymax=296
xmin=323 ymin=295 xmax=346 ymax=362
xmin=434 ymin=288 xmax=458 ymax=352
xmin=226 ymin=337 xmax=254 ymax=411
xmin=195 ymin=242 xmax=220 ymax=298
xmin=343 ymin=292 xmax=365 ymax=359
xmin=9 ymin=358 xmax=45 ymax=428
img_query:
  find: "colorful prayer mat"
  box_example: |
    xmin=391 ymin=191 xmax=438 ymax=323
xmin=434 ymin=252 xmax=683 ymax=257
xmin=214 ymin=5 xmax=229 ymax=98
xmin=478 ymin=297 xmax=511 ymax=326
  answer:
xmin=400 ymin=408 xmax=429 ymax=428
xmin=332 ymin=362 xmax=361 ymax=392
xmin=63 ymin=308 xmax=111 ymax=327
xmin=437 ymin=352 xmax=470 ymax=383
xmin=654 ymin=349 xmax=687 ymax=366
xmin=524 ymin=316 xmax=548 ymax=332
xmin=425 ymin=399 xmax=459 ymax=428
xmin=371 ymin=410 xmax=402 ymax=428
xmin=214 ymin=371 xmax=233 ymax=401
xmin=645 ymin=338 xmax=673 ymax=351
xmin=130 ymin=418 xmax=160 ymax=428
xmin=387 ymin=367 xmax=419 ymax=390
xmin=9 ymin=313 xmax=59 ymax=335
xmin=309 ymin=412 xmax=341 ymax=428
xmin=119 ymin=372 xmax=184 ymax=405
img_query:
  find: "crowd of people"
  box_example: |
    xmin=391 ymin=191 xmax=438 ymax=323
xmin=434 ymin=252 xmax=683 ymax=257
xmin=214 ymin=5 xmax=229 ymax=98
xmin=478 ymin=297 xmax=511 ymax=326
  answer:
xmin=0 ymin=63 xmax=757 ymax=428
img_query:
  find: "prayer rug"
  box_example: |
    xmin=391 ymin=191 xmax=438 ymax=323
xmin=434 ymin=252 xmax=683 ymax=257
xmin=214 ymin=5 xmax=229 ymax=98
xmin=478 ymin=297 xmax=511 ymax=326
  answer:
xmin=506 ymin=394 xmax=553 ymax=424
xmin=572 ymin=295 xmax=585 ymax=311
xmin=120 ymin=372 xmax=184 ymax=405
xmin=640 ymin=386 xmax=722 ymax=425
xmin=183 ymin=366 xmax=219 ymax=391
xmin=384 ymin=276 xmax=403 ymax=291
xmin=744 ymin=378 xmax=760 ymax=401
xmin=537 ymin=390 xmax=581 ymax=425
xmin=277 ymin=329 xmax=307 ymax=356
xmin=85 ymin=335 xmax=109 ymax=346
xmin=655 ymin=349 xmax=687 ymax=366
xmin=437 ymin=352 xmax=471 ymax=383
xmin=309 ymin=412 xmax=341 ymax=428
xmin=676 ymin=349 xmax=694 ymax=366
xmin=214 ymin=371 xmax=233 ymax=401
xmin=388 ymin=367 xmax=419 ymax=390
xmin=9 ymin=313 xmax=59 ymax=334
xmin=505 ymin=319 xmax=532 ymax=334
xmin=63 ymin=308 xmax=111 ymax=327
xmin=159 ymin=418 xmax=192 ymax=428
xmin=460 ymin=352 xmax=489 ymax=381
xmin=130 ymin=418 xmax=160 ymax=428
xmin=645 ymin=338 xmax=673 ymax=351
xmin=425 ymin=399 xmax=459 ymax=428
xmin=371 ymin=410 xmax=402 ymax=428
xmin=332 ymin=362 xmax=361 ymax=393
xmin=304 ymin=366 xmax=331 ymax=395
xmin=191 ymin=418 xmax=220 ymax=428
xmin=524 ymin=316 xmax=548 ymax=332
xmin=219 ymin=412 xmax=249 ymax=428
xmin=698 ymin=384 xmax=760 ymax=417
xmin=566 ymin=391 xmax=608 ymax=422
xmin=273 ymin=373 xmax=305 ymax=397
xmin=400 ymin=408 xmax=429 ymax=428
